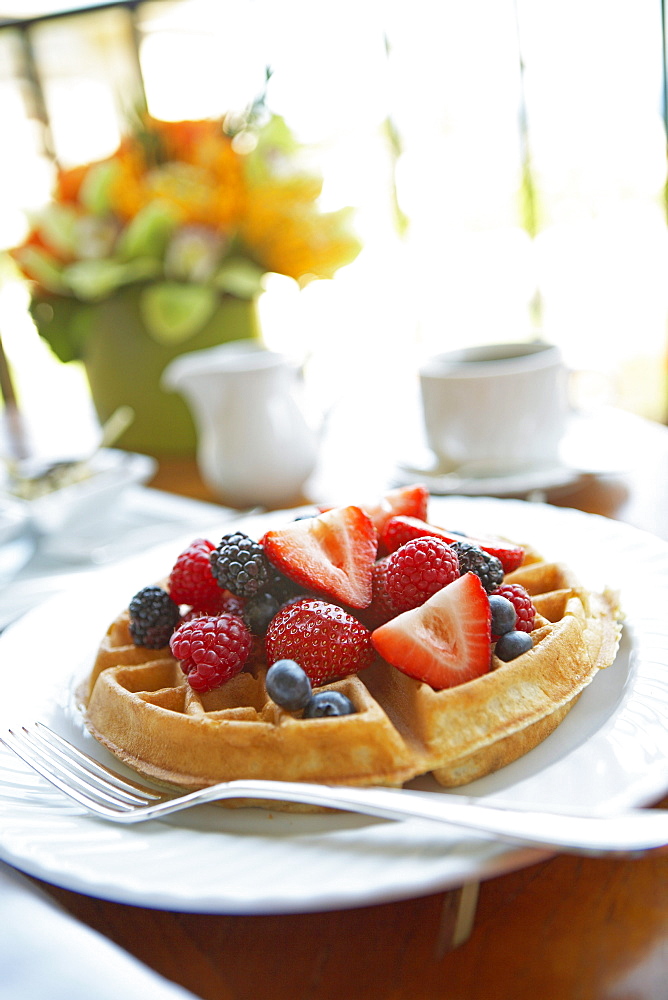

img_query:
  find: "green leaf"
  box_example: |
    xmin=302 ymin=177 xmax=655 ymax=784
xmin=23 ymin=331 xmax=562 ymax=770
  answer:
xmin=35 ymin=204 xmax=79 ymax=257
xmin=29 ymin=294 xmax=93 ymax=362
xmin=78 ymin=160 xmax=119 ymax=215
xmin=244 ymin=113 xmax=302 ymax=184
xmin=14 ymin=247 xmax=67 ymax=293
xmin=62 ymin=259 xmax=129 ymax=300
xmin=62 ymin=257 xmax=160 ymax=301
xmin=213 ymin=258 xmax=265 ymax=298
xmin=116 ymin=200 xmax=181 ymax=261
xmin=139 ymin=282 xmax=218 ymax=344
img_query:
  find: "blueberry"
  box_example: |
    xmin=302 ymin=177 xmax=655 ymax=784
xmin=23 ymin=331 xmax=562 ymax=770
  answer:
xmin=494 ymin=630 xmax=533 ymax=662
xmin=489 ymin=595 xmax=516 ymax=636
xmin=266 ymin=659 xmax=312 ymax=711
xmin=243 ymin=592 xmax=281 ymax=635
xmin=303 ymin=690 xmax=356 ymax=718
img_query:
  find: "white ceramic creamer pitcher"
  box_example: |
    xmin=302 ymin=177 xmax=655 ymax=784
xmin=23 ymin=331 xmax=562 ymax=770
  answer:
xmin=163 ymin=340 xmax=318 ymax=508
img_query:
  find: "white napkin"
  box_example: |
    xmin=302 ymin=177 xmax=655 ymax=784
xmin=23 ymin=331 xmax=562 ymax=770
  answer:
xmin=0 ymin=862 xmax=199 ymax=1000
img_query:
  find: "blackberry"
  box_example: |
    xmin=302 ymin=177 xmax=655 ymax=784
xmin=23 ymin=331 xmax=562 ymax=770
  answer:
xmin=210 ymin=532 xmax=271 ymax=598
xmin=265 ymin=564 xmax=303 ymax=604
xmin=129 ymin=585 xmax=180 ymax=648
xmin=243 ymin=591 xmax=281 ymax=635
xmin=451 ymin=541 xmax=504 ymax=594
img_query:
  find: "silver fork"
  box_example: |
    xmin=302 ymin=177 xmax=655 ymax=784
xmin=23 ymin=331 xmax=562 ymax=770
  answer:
xmin=1 ymin=723 xmax=667 ymax=857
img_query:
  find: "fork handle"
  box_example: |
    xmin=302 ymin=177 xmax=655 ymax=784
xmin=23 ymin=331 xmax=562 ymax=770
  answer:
xmin=147 ymin=780 xmax=668 ymax=856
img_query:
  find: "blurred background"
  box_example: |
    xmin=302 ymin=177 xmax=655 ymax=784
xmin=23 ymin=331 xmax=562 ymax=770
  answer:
xmin=0 ymin=0 xmax=667 ymax=471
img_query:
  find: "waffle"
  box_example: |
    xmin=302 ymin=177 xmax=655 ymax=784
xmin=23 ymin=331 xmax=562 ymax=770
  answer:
xmin=82 ymin=535 xmax=621 ymax=800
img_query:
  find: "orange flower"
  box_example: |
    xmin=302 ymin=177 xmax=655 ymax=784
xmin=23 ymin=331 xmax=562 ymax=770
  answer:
xmin=11 ymin=111 xmax=361 ymax=299
xmin=55 ymin=163 xmax=92 ymax=203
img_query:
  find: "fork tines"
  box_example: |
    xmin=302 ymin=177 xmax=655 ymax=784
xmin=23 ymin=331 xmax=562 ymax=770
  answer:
xmin=0 ymin=723 xmax=165 ymax=815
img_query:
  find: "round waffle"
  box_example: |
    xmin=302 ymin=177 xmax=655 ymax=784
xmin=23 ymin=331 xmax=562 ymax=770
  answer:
xmin=82 ymin=503 xmax=622 ymax=801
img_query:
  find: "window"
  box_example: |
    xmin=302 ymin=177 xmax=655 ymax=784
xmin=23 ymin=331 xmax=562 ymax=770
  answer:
xmin=1 ymin=0 xmax=666 ymax=443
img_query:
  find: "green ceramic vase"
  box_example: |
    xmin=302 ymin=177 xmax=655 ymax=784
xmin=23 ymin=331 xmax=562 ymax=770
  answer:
xmin=79 ymin=286 xmax=261 ymax=456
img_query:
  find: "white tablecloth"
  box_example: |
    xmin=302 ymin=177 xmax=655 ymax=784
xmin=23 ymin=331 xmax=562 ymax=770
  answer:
xmin=0 ymin=485 xmax=240 ymax=1000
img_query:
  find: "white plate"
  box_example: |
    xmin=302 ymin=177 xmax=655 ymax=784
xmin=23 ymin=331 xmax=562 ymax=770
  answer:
xmin=0 ymin=497 xmax=667 ymax=915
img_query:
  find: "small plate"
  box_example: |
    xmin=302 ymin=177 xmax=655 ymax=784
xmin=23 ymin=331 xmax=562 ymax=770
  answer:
xmin=4 ymin=449 xmax=157 ymax=536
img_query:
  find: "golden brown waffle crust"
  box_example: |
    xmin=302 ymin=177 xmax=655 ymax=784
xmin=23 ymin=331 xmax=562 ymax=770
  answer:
xmin=82 ymin=554 xmax=622 ymax=796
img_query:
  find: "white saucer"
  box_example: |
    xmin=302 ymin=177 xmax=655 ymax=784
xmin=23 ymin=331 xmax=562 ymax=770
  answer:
xmin=394 ymin=406 xmax=636 ymax=497
xmin=393 ymin=459 xmax=582 ymax=497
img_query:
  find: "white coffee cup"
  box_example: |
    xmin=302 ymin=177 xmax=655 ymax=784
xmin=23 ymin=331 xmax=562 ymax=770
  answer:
xmin=419 ymin=341 xmax=568 ymax=476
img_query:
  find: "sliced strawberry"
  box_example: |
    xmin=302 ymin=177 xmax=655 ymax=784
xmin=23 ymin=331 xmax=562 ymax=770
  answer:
xmin=319 ymin=484 xmax=429 ymax=541
xmin=363 ymin=484 xmax=430 ymax=536
xmin=261 ymin=505 xmax=377 ymax=609
xmin=371 ymin=572 xmax=491 ymax=689
xmin=380 ymin=516 xmax=524 ymax=573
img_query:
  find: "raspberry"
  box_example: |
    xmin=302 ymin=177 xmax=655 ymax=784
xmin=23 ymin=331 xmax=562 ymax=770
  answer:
xmin=170 ymin=614 xmax=252 ymax=692
xmin=384 ymin=537 xmax=460 ymax=612
xmin=168 ymin=538 xmax=223 ymax=613
xmin=491 ymin=583 xmax=536 ymax=633
xmin=210 ymin=532 xmax=271 ymax=598
xmin=265 ymin=598 xmax=374 ymax=685
xmin=451 ymin=541 xmax=504 ymax=594
xmin=129 ymin=586 xmax=180 ymax=648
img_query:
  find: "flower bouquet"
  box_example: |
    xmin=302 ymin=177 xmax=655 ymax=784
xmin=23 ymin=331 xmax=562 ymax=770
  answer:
xmin=10 ymin=105 xmax=361 ymax=454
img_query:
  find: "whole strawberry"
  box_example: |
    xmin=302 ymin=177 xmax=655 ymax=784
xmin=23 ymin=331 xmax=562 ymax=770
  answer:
xmin=168 ymin=538 xmax=224 ymax=614
xmin=384 ymin=536 xmax=460 ymax=612
xmin=359 ymin=557 xmax=398 ymax=629
xmin=170 ymin=614 xmax=252 ymax=692
xmin=265 ymin=598 xmax=375 ymax=685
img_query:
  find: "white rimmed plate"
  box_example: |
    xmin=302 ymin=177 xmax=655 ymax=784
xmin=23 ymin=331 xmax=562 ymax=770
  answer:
xmin=0 ymin=497 xmax=666 ymax=914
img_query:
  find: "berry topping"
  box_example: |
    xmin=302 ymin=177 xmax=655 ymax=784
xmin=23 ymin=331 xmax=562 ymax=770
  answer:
xmin=359 ymin=557 xmax=398 ymax=628
xmin=264 ymin=563 xmax=304 ymax=603
xmin=371 ymin=572 xmax=492 ymax=690
xmin=380 ymin=516 xmax=524 ymax=573
xmin=169 ymin=615 xmax=252 ymax=691
xmin=492 ymin=583 xmax=536 ymax=633
xmin=170 ymin=614 xmax=252 ymax=692
xmin=261 ymin=505 xmax=377 ymax=609
xmin=450 ymin=540 xmax=504 ymax=594
xmin=265 ymin=598 xmax=375 ymax=685
xmin=360 ymin=484 xmax=430 ymax=538
xmin=265 ymin=659 xmax=312 ymax=711
xmin=210 ymin=532 xmax=271 ymax=599
xmin=384 ymin=536 xmax=460 ymax=612
xmin=489 ymin=594 xmax=517 ymax=639
xmin=494 ymin=630 xmax=533 ymax=662
xmin=303 ymin=690 xmax=356 ymax=718
xmin=242 ymin=592 xmax=281 ymax=636
xmin=129 ymin=586 xmax=180 ymax=648
xmin=168 ymin=538 xmax=223 ymax=613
